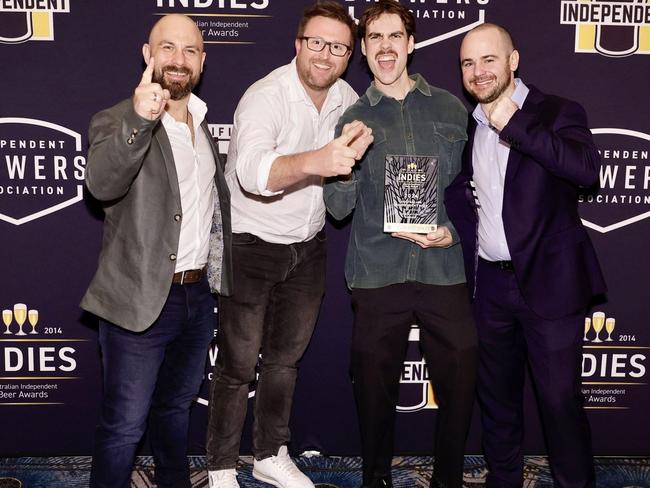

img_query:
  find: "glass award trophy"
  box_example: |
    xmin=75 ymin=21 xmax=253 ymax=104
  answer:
xmin=384 ymin=154 xmax=438 ymax=233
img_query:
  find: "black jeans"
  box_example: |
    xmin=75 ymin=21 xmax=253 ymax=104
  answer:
xmin=351 ymin=282 xmax=478 ymax=488
xmin=206 ymin=231 xmax=326 ymax=469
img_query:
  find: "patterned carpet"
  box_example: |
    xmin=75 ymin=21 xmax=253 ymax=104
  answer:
xmin=0 ymin=455 xmax=649 ymax=487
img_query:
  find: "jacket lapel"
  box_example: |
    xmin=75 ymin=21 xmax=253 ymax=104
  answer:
xmin=504 ymin=86 xmax=544 ymax=185
xmin=153 ymin=124 xmax=182 ymax=202
xmin=464 ymin=120 xmax=477 ymax=177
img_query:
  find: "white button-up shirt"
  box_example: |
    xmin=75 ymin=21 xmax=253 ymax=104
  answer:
xmin=226 ymin=58 xmax=358 ymax=244
xmin=472 ymin=79 xmax=529 ymax=261
xmin=162 ymin=94 xmax=215 ymax=272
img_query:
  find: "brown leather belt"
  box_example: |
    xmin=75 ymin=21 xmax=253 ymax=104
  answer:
xmin=172 ymin=267 xmax=205 ymax=284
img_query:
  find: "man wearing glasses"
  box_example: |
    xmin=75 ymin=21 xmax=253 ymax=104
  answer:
xmin=206 ymin=2 xmax=372 ymax=488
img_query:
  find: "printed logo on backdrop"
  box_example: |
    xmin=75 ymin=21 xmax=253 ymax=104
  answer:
xmin=0 ymin=118 xmax=86 ymax=226
xmin=1 ymin=303 xmax=84 ymax=406
xmin=346 ymin=0 xmax=489 ymax=50
xmin=578 ymin=128 xmax=650 ymax=233
xmin=208 ymin=123 xmax=233 ymax=155
xmin=154 ymin=0 xmax=271 ymax=45
xmin=397 ymin=326 xmax=437 ymax=412
xmin=0 ymin=0 xmax=70 ymax=44
xmin=560 ymin=0 xmax=650 ymax=57
xmin=581 ymin=311 xmax=648 ymax=409
xmin=195 ymin=312 xmax=258 ymax=407
xmin=196 ymin=324 xmax=439 ymax=411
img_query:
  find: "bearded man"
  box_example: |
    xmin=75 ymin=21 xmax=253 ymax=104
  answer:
xmin=445 ymin=23 xmax=606 ymax=488
xmin=81 ymin=14 xmax=232 ymax=488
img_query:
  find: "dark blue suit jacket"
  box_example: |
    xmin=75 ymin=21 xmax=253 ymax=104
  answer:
xmin=444 ymin=85 xmax=606 ymax=320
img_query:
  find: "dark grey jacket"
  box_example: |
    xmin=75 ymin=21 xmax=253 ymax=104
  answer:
xmin=324 ymin=74 xmax=467 ymax=289
xmin=80 ymin=98 xmax=232 ymax=332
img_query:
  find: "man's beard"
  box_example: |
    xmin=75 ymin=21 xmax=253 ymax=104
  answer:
xmin=153 ymin=65 xmax=198 ymax=100
xmin=297 ymin=57 xmax=339 ymax=93
xmin=470 ymin=67 xmax=511 ymax=104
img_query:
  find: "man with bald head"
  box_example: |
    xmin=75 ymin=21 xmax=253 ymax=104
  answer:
xmin=445 ymin=23 xmax=605 ymax=488
xmin=81 ymin=14 xmax=232 ymax=488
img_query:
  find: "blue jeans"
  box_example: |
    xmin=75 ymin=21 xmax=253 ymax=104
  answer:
xmin=206 ymin=231 xmax=326 ymax=469
xmin=90 ymin=277 xmax=215 ymax=488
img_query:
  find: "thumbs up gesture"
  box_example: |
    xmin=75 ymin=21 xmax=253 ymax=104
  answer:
xmin=133 ymin=57 xmax=171 ymax=120
xmin=306 ymin=121 xmax=373 ymax=177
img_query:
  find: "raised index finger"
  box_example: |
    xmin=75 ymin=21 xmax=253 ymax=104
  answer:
xmin=139 ymin=57 xmax=155 ymax=86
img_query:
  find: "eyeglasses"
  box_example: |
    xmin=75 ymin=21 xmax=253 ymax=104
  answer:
xmin=299 ymin=36 xmax=351 ymax=57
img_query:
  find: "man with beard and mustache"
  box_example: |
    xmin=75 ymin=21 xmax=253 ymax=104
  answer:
xmin=81 ymin=14 xmax=232 ymax=488
xmin=445 ymin=23 xmax=606 ymax=488
xmin=324 ymin=2 xmax=477 ymax=487
xmin=205 ymin=2 xmax=372 ymax=488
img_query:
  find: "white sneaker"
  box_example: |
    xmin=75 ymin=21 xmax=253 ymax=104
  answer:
xmin=208 ymin=468 xmax=240 ymax=488
xmin=252 ymin=445 xmax=315 ymax=488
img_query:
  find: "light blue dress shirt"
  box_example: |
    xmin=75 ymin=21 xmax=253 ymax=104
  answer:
xmin=472 ymin=79 xmax=529 ymax=261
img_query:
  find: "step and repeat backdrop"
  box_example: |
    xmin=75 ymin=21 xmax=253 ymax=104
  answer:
xmin=1 ymin=0 xmax=649 ymax=457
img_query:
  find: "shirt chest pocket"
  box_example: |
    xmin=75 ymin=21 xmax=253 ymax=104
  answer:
xmin=362 ymin=126 xmax=388 ymax=180
xmin=431 ymin=122 xmax=468 ymax=176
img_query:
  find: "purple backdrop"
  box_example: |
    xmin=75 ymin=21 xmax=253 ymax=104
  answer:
xmin=1 ymin=0 xmax=648 ymax=457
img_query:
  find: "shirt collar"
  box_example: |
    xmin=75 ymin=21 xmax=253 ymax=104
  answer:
xmin=366 ymin=73 xmax=431 ymax=107
xmin=187 ymin=93 xmax=207 ymax=126
xmin=473 ymin=78 xmax=529 ymax=127
xmin=162 ymin=93 xmax=207 ymax=129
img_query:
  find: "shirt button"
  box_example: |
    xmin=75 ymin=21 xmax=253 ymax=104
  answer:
xmin=411 ymin=252 xmax=416 ymax=257
xmin=127 ymin=138 xmax=134 ymax=145
xmin=174 ymin=214 xmax=181 ymax=222
xmin=169 ymin=254 xmax=177 ymax=261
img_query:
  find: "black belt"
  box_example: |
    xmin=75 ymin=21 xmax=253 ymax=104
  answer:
xmin=480 ymin=257 xmax=514 ymax=271
xmin=172 ymin=267 xmax=205 ymax=284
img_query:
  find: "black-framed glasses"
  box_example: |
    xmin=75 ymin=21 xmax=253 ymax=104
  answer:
xmin=299 ymin=36 xmax=351 ymax=57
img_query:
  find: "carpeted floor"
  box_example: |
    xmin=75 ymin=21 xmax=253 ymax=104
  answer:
xmin=0 ymin=455 xmax=649 ymax=487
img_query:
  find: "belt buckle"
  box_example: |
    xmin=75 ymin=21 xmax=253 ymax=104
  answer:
xmin=499 ymin=261 xmax=513 ymax=271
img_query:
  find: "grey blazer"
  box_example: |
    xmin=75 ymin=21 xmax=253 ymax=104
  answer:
xmin=80 ymin=98 xmax=232 ymax=332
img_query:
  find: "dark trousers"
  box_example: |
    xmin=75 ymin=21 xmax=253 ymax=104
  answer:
xmin=475 ymin=259 xmax=594 ymax=488
xmin=206 ymin=231 xmax=326 ymax=469
xmin=90 ymin=277 xmax=215 ymax=488
xmin=351 ymin=282 xmax=478 ymax=488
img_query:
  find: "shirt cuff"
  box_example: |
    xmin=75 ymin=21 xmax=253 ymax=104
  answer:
xmin=256 ymin=151 xmax=284 ymax=197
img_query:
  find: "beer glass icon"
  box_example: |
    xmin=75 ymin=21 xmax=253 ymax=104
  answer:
xmin=605 ymin=318 xmax=615 ymax=342
xmin=28 ymin=309 xmax=39 ymax=335
xmin=13 ymin=303 xmax=27 ymax=336
xmin=2 ymin=309 xmax=12 ymax=335
xmin=583 ymin=317 xmax=591 ymax=342
xmin=591 ymin=312 xmax=605 ymax=343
